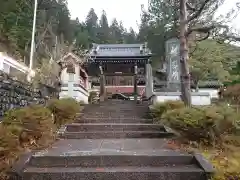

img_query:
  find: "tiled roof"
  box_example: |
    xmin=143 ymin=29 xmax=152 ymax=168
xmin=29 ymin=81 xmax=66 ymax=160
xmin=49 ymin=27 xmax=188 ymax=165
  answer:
xmin=89 ymin=43 xmax=151 ymax=57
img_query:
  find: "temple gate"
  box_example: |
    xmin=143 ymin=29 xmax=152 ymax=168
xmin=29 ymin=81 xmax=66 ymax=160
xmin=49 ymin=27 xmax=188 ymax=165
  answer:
xmin=87 ymin=43 xmax=152 ymax=102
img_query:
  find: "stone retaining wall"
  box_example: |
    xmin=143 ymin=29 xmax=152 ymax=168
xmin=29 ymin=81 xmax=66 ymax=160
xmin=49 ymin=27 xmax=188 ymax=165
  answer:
xmin=0 ymin=71 xmax=58 ymax=118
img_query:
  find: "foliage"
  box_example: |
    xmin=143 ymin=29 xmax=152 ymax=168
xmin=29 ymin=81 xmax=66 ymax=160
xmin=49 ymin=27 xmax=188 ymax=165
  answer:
xmin=197 ymin=137 xmax=240 ymax=180
xmin=150 ymin=101 xmax=240 ymax=179
xmin=222 ymin=84 xmax=240 ymax=104
xmin=0 ymin=105 xmax=56 ymax=178
xmin=0 ymin=2 xmax=138 ymax=63
xmin=150 ymin=100 xmax=185 ymax=119
xmin=140 ymin=0 xmax=240 ymax=84
xmin=223 ymin=61 xmax=240 ymax=86
xmin=0 ymin=98 xmax=84 ymax=178
xmin=161 ymin=104 xmax=239 ymax=144
xmin=31 ymin=58 xmax=60 ymax=88
xmin=47 ymin=98 xmax=81 ymax=126
xmin=189 ymin=40 xmax=237 ymax=85
xmin=231 ymin=61 xmax=240 ymax=76
xmin=139 ymin=0 xmax=222 ymax=62
xmin=2 ymin=105 xmax=56 ymax=147
xmin=0 ymin=125 xmax=21 ymax=179
xmin=0 ymin=125 xmax=20 ymax=157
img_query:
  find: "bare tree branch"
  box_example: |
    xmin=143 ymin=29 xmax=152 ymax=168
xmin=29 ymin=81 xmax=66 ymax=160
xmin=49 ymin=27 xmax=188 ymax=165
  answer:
xmin=196 ymin=32 xmax=210 ymax=41
xmin=189 ymin=42 xmax=198 ymax=57
xmin=35 ymin=19 xmax=54 ymax=49
xmin=187 ymin=0 xmax=212 ymax=22
xmin=225 ymin=35 xmax=240 ymax=41
xmin=187 ymin=25 xmax=215 ymax=36
xmin=187 ymin=22 xmax=240 ymax=43
xmin=237 ymin=2 xmax=240 ymax=9
xmin=187 ymin=24 xmax=229 ymax=36
xmin=186 ymin=2 xmax=196 ymax=11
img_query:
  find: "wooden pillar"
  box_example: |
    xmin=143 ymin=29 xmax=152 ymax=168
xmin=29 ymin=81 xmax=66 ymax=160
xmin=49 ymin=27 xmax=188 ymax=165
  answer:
xmin=134 ymin=63 xmax=138 ymax=102
xmin=99 ymin=64 xmax=105 ymax=101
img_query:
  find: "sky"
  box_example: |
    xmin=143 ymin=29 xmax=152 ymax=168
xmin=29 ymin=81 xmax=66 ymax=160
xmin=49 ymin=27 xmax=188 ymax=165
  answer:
xmin=67 ymin=0 xmax=240 ymax=32
xmin=68 ymin=0 xmax=148 ymax=31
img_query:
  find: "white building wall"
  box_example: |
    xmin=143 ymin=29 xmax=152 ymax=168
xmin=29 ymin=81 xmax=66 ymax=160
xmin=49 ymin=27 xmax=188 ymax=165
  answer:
xmin=196 ymin=88 xmax=219 ymax=99
xmin=152 ymin=92 xmax=211 ymax=106
xmin=59 ymin=64 xmax=89 ymax=104
xmin=0 ymin=52 xmax=35 ymax=76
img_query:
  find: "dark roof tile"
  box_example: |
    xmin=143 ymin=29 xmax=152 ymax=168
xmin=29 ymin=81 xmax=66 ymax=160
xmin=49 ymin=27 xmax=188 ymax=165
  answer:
xmin=89 ymin=43 xmax=151 ymax=57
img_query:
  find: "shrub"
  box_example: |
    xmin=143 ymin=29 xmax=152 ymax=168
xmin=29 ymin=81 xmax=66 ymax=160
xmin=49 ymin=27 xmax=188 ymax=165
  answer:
xmin=47 ymin=98 xmax=80 ymax=126
xmin=162 ymin=105 xmax=239 ymax=144
xmin=0 ymin=125 xmax=22 ymax=179
xmin=202 ymin=150 xmax=240 ymax=180
xmin=2 ymin=105 xmax=56 ymax=147
xmin=150 ymin=100 xmax=185 ymax=119
xmin=0 ymin=105 xmax=56 ymax=179
xmin=0 ymin=125 xmax=21 ymax=157
xmin=223 ymin=84 xmax=240 ymax=104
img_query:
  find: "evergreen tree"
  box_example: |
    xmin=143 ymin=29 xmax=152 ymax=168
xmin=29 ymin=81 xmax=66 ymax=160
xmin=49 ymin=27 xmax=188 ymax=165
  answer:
xmin=125 ymin=28 xmax=137 ymax=43
xmin=97 ymin=10 xmax=110 ymax=43
xmin=109 ymin=19 xmax=124 ymax=43
xmin=85 ymin=8 xmax=98 ymax=43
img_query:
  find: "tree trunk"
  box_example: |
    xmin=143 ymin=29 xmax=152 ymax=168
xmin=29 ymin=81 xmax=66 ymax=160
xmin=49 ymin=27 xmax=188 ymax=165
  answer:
xmin=179 ymin=0 xmax=191 ymax=106
xmin=194 ymin=80 xmax=199 ymax=92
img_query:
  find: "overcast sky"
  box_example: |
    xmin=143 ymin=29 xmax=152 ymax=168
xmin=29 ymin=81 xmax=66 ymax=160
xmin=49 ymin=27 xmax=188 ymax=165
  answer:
xmin=68 ymin=0 xmax=240 ymax=32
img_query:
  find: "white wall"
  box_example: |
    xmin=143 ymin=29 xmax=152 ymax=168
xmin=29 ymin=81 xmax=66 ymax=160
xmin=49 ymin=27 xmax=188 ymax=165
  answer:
xmin=0 ymin=52 xmax=35 ymax=76
xmin=195 ymin=88 xmax=219 ymax=99
xmin=152 ymin=92 xmax=211 ymax=106
xmin=59 ymin=87 xmax=89 ymax=103
xmin=59 ymin=64 xmax=89 ymax=104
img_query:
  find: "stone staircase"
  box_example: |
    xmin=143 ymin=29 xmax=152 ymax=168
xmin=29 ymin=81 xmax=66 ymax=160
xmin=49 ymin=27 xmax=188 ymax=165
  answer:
xmin=10 ymin=100 xmax=214 ymax=180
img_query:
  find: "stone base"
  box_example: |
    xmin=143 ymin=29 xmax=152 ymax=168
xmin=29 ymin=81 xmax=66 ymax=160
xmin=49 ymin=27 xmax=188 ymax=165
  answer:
xmin=99 ymin=96 xmax=105 ymax=102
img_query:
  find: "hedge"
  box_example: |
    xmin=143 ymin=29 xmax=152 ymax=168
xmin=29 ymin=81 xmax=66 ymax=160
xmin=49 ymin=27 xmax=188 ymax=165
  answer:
xmin=0 ymin=98 xmax=82 ymax=179
xmin=151 ymin=100 xmax=240 ymax=180
xmin=150 ymin=100 xmax=185 ymax=119
xmin=161 ymin=104 xmax=239 ymax=144
xmin=47 ymin=98 xmax=81 ymax=127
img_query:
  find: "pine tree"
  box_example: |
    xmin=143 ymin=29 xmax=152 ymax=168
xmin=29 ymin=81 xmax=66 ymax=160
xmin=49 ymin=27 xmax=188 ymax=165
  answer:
xmin=97 ymin=10 xmax=110 ymax=43
xmin=85 ymin=8 xmax=99 ymax=43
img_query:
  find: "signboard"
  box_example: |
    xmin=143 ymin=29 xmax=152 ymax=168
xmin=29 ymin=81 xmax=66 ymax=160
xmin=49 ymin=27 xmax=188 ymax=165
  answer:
xmin=165 ymin=38 xmax=181 ymax=91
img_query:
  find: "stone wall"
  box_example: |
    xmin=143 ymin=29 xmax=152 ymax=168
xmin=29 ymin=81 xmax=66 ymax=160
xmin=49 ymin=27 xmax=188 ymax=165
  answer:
xmin=0 ymin=71 xmax=58 ymax=118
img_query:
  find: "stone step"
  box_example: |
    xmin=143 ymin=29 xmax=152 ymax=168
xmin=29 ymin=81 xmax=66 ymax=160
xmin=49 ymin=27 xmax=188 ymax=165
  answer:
xmin=77 ymin=118 xmax=153 ymax=123
xmin=59 ymin=131 xmax=174 ymax=139
xmin=22 ymin=166 xmax=207 ymax=180
xmin=65 ymin=123 xmax=166 ymax=132
xmin=84 ymin=108 xmax=148 ymax=112
xmin=81 ymin=113 xmax=146 ymax=116
xmin=10 ymin=140 xmax=214 ymax=180
xmin=82 ymin=112 xmax=146 ymax=116
xmin=29 ymin=151 xmax=196 ymax=168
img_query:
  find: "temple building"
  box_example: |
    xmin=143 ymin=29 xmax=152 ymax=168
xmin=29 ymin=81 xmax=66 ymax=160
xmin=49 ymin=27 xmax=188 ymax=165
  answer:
xmin=58 ymin=52 xmax=89 ymax=103
xmin=86 ymin=43 xmax=152 ymax=100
